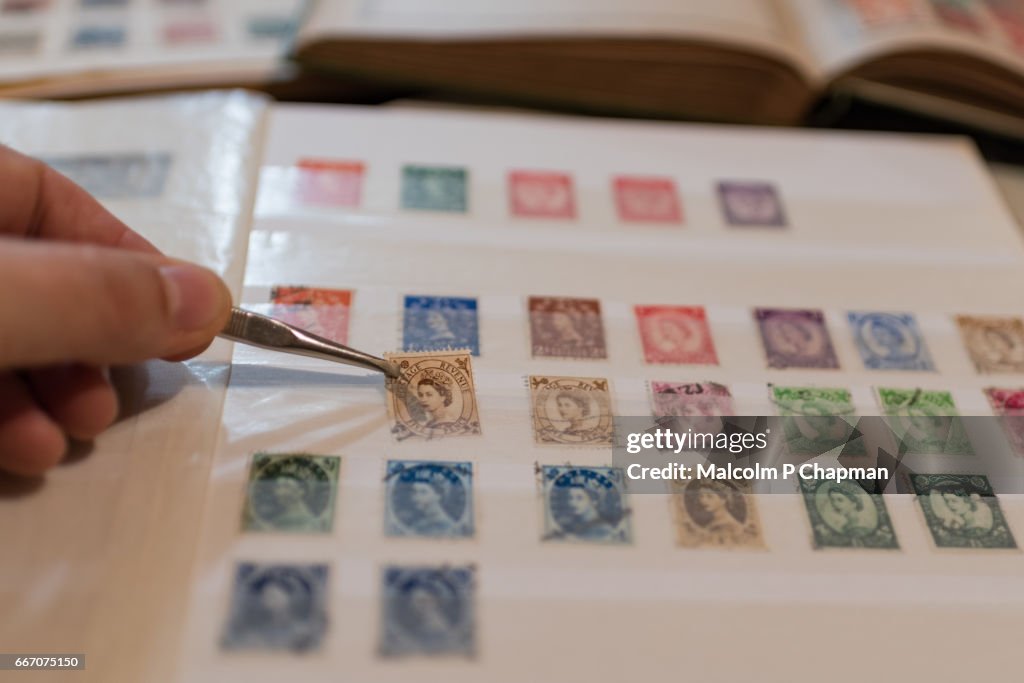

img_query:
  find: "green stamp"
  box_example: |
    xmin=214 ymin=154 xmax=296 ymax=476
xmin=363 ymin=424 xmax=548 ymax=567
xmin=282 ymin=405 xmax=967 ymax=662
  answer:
xmin=911 ymin=474 xmax=1017 ymax=549
xmin=799 ymin=478 xmax=899 ymax=549
xmin=773 ymin=386 xmax=864 ymax=455
xmin=401 ymin=164 xmax=468 ymax=212
xmin=876 ymin=388 xmax=972 ymax=455
xmin=242 ymin=453 xmax=340 ymax=533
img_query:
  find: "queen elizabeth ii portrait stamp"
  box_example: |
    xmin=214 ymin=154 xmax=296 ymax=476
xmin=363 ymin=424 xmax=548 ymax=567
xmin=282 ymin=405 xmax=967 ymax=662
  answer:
xmin=269 ymin=285 xmax=353 ymax=345
xmin=221 ymin=562 xmax=329 ymax=653
xmin=911 ymin=474 xmax=1016 ymax=549
xmin=401 ymin=164 xmax=468 ymax=213
xmin=670 ymin=478 xmax=765 ymax=549
xmin=529 ymin=375 xmax=614 ymax=446
xmin=955 ymin=315 xmax=1024 ymax=374
xmin=386 ymin=351 xmax=482 ymax=441
xmin=528 ymin=296 xmax=607 ymax=359
xmin=613 ymin=176 xmax=682 ymax=224
xmin=402 ymin=295 xmax=479 ymax=356
xmin=717 ymin=180 xmax=786 ymax=227
xmin=754 ymin=308 xmax=840 ymax=370
xmin=385 ymin=460 xmax=474 ymax=538
xmin=799 ymin=478 xmax=899 ymax=549
xmin=773 ymin=386 xmax=864 ymax=456
xmin=508 ymin=170 xmax=575 ymax=219
xmin=650 ymin=381 xmax=735 ymax=419
xmin=635 ymin=305 xmax=718 ymax=365
xmin=541 ymin=465 xmax=631 ymax=544
xmin=848 ymin=311 xmax=935 ymax=371
xmin=242 ymin=453 xmax=340 ymax=533
xmin=984 ymin=387 xmax=1024 ymax=456
xmin=379 ymin=565 xmax=475 ymax=657
xmin=876 ymin=387 xmax=972 ymax=455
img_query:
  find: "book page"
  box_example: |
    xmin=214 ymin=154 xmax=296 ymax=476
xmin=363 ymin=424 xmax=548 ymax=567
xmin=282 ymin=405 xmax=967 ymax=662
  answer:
xmin=299 ymin=0 xmax=817 ymax=76
xmin=177 ymin=103 xmax=1024 ymax=682
xmin=0 ymin=91 xmax=269 ymax=683
xmin=790 ymin=0 xmax=1024 ymax=80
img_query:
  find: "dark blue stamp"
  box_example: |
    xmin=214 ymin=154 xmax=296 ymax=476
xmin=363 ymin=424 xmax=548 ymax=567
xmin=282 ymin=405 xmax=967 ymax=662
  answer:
xmin=401 ymin=165 xmax=468 ymax=212
xmin=379 ymin=565 xmax=475 ymax=657
xmin=402 ymin=295 xmax=480 ymax=355
xmin=849 ymin=311 xmax=935 ymax=371
xmin=385 ymin=460 xmax=473 ymax=538
xmin=541 ymin=466 xmax=632 ymax=544
xmin=221 ymin=562 xmax=329 ymax=653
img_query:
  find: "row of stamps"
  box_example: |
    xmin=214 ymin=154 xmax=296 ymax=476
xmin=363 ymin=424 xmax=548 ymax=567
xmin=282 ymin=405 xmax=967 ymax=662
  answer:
xmin=263 ymin=286 xmax=1024 ymax=374
xmin=846 ymin=0 xmax=1024 ymax=48
xmin=288 ymin=158 xmax=787 ymax=226
xmin=239 ymin=454 xmax=1019 ymax=550
xmin=219 ymin=463 xmax=1016 ymax=655
xmin=379 ymin=350 xmax=1024 ymax=453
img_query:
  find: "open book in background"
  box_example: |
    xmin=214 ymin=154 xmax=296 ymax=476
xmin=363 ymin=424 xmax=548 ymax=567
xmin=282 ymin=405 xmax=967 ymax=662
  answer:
xmin=294 ymin=0 xmax=1024 ymax=135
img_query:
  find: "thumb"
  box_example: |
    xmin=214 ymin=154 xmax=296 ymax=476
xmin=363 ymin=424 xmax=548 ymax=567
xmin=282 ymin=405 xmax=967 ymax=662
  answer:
xmin=0 ymin=238 xmax=231 ymax=367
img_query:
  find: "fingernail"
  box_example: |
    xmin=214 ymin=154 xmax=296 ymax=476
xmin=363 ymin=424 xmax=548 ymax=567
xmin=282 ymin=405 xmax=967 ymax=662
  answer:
xmin=159 ymin=264 xmax=225 ymax=332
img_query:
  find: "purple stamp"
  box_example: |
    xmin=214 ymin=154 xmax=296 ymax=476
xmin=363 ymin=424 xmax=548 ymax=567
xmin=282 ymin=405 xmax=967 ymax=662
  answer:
xmin=717 ymin=181 xmax=786 ymax=227
xmin=754 ymin=308 xmax=840 ymax=369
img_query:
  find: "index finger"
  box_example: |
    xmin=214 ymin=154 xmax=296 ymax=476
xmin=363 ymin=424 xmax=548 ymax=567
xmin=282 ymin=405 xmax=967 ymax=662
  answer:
xmin=0 ymin=143 xmax=160 ymax=254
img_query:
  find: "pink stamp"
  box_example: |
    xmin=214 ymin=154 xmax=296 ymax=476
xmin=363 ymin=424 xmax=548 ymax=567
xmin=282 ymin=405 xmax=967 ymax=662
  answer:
xmin=163 ymin=20 xmax=218 ymax=45
xmin=984 ymin=387 xmax=1024 ymax=456
xmin=295 ymin=159 xmax=364 ymax=208
xmin=508 ymin=171 xmax=575 ymax=219
xmin=635 ymin=305 xmax=718 ymax=365
xmin=269 ymin=286 xmax=353 ymax=345
xmin=613 ymin=176 xmax=682 ymax=224
xmin=846 ymin=0 xmax=922 ymax=26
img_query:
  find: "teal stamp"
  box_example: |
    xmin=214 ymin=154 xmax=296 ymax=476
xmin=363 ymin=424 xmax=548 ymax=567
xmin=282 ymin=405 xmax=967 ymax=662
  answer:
xmin=541 ymin=465 xmax=631 ymax=544
xmin=401 ymin=164 xmax=468 ymax=212
xmin=385 ymin=460 xmax=473 ymax=538
xmin=912 ymin=474 xmax=1017 ymax=549
xmin=848 ymin=311 xmax=935 ymax=371
xmin=242 ymin=453 xmax=340 ymax=533
xmin=799 ymin=478 xmax=900 ymax=549
xmin=876 ymin=388 xmax=973 ymax=455
xmin=773 ymin=386 xmax=864 ymax=456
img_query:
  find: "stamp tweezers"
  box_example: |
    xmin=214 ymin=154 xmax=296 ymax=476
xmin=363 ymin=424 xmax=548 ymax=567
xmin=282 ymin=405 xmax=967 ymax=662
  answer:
xmin=219 ymin=306 xmax=399 ymax=378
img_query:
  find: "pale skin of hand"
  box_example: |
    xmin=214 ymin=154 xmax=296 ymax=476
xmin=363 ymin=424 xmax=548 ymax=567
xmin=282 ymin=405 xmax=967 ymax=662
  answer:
xmin=0 ymin=144 xmax=231 ymax=476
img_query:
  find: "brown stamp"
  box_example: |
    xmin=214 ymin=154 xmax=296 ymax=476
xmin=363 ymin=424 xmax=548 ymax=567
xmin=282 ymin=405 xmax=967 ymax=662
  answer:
xmin=528 ymin=296 xmax=607 ymax=359
xmin=669 ymin=478 xmax=765 ymax=549
xmin=385 ymin=351 xmax=481 ymax=441
xmin=529 ymin=375 xmax=614 ymax=446
xmin=956 ymin=315 xmax=1024 ymax=373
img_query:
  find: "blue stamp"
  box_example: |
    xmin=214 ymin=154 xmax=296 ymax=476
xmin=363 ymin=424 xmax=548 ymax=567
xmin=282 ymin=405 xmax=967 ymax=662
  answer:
xmin=379 ymin=565 xmax=475 ymax=657
xmin=541 ymin=466 xmax=632 ymax=544
xmin=221 ymin=562 xmax=329 ymax=653
xmin=848 ymin=311 xmax=935 ymax=371
xmin=385 ymin=460 xmax=473 ymax=538
xmin=402 ymin=295 xmax=480 ymax=355
xmin=401 ymin=165 xmax=468 ymax=212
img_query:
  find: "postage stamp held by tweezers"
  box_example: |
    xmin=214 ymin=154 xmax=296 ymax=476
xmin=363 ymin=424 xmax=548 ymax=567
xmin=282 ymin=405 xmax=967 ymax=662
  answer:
xmin=386 ymin=351 xmax=482 ymax=441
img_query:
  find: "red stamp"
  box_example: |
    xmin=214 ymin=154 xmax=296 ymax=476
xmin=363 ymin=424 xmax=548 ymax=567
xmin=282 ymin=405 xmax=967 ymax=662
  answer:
xmin=528 ymin=296 xmax=606 ymax=359
xmin=984 ymin=387 xmax=1024 ymax=455
xmin=635 ymin=305 xmax=718 ymax=365
xmin=295 ymin=159 xmax=364 ymax=208
xmin=269 ymin=286 xmax=353 ymax=344
xmin=613 ymin=176 xmax=682 ymax=224
xmin=163 ymin=20 xmax=218 ymax=45
xmin=508 ymin=171 xmax=575 ymax=219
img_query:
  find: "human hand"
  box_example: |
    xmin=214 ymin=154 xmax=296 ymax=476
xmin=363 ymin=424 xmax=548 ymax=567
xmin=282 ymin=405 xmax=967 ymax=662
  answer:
xmin=0 ymin=145 xmax=231 ymax=476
